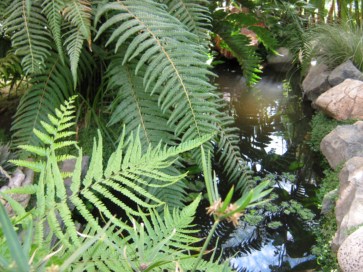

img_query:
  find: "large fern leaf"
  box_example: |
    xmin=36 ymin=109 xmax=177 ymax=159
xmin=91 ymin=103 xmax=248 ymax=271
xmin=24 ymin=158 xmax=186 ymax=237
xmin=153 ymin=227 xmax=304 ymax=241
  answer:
xmin=163 ymin=0 xmax=211 ymax=47
xmin=63 ymin=0 xmax=92 ymax=85
xmin=95 ymin=0 xmax=219 ymax=144
xmin=11 ymin=54 xmax=74 ymax=147
xmin=4 ymin=0 xmax=52 ymax=75
xmin=106 ymin=54 xmax=176 ymax=147
xmin=42 ymin=0 xmax=65 ymax=64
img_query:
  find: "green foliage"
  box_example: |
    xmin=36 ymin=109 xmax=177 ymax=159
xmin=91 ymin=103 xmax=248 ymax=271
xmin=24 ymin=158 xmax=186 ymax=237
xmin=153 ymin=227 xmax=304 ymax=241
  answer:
xmin=4 ymin=0 xmax=52 ymax=75
xmin=308 ymin=112 xmax=355 ymax=153
xmin=302 ymin=23 xmax=363 ymax=71
xmin=2 ymin=97 xmax=236 ymax=271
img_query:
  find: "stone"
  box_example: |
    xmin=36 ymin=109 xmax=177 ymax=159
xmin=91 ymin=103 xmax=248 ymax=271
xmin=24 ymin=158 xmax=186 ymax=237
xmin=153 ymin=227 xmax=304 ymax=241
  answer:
xmin=266 ymin=47 xmax=294 ymax=72
xmin=337 ymin=227 xmax=363 ymax=271
xmin=328 ymin=60 xmax=363 ymax=86
xmin=320 ymin=121 xmax=363 ymax=169
xmin=302 ymin=63 xmax=331 ymax=102
xmin=332 ymin=157 xmax=363 ymax=251
xmin=315 ymin=79 xmax=363 ymax=120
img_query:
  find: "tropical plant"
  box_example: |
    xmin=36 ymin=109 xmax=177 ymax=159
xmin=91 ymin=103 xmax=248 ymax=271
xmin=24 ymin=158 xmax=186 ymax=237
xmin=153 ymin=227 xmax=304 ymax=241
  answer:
xmin=302 ymin=22 xmax=363 ymax=71
xmin=0 ymin=97 xmax=272 ymax=271
xmin=0 ymin=0 xmax=255 ymax=200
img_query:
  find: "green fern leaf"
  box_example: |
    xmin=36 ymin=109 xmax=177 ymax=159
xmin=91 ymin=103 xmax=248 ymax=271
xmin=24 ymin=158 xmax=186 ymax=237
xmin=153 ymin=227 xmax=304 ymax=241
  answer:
xmin=95 ymin=0 xmax=219 ymax=144
xmin=42 ymin=0 xmax=66 ymax=63
xmin=164 ymin=0 xmax=211 ymax=47
xmin=11 ymin=54 xmax=74 ymax=147
xmin=63 ymin=0 xmax=92 ymax=85
xmin=106 ymin=54 xmax=176 ymax=147
xmin=4 ymin=0 xmax=52 ymax=74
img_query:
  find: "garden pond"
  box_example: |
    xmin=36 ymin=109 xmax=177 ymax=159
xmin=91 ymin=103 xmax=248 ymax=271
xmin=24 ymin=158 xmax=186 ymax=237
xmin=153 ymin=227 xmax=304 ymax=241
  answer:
xmin=195 ymin=62 xmax=321 ymax=272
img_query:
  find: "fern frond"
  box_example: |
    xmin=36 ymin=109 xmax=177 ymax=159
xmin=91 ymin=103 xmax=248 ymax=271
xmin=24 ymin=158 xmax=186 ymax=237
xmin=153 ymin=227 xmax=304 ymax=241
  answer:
xmin=214 ymin=20 xmax=261 ymax=85
xmin=95 ymin=0 xmax=219 ymax=145
xmin=163 ymin=0 xmax=211 ymax=47
xmin=11 ymin=54 xmax=74 ymax=147
xmin=63 ymin=0 xmax=92 ymax=84
xmin=4 ymin=0 xmax=52 ymax=74
xmin=216 ymin=110 xmax=253 ymax=191
xmin=0 ymin=52 xmax=22 ymax=81
xmin=42 ymin=0 xmax=65 ymax=63
xmin=106 ymin=54 xmax=176 ymax=147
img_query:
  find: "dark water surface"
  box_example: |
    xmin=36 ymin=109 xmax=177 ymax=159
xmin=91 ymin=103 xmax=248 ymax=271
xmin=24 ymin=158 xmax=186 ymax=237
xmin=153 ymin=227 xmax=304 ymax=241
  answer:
xmin=197 ymin=63 xmax=320 ymax=272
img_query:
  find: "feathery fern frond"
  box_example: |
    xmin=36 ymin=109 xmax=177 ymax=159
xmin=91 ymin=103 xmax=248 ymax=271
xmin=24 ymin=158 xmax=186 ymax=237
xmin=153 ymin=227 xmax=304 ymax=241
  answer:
xmin=11 ymin=54 xmax=74 ymax=147
xmin=95 ymin=0 xmax=219 ymax=145
xmin=0 ymin=51 xmax=22 ymax=81
xmin=63 ymin=0 xmax=92 ymax=85
xmin=4 ymin=0 xmax=52 ymax=75
xmin=11 ymin=95 xmax=77 ymax=173
xmin=163 ymin=0 xmax=211 ymax=47
xmin=215 ymin=21 xmax=261 ymax=85
xmin=106 ymin=54 xmax=176 ymax=147
xmin=42 ymin=0 xmax=66 ymax=64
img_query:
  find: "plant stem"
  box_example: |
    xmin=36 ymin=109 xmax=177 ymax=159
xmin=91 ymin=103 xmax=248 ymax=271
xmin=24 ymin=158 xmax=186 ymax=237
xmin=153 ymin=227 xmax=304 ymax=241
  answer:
xmin=191 ymin=219 xmax=220 ymax=272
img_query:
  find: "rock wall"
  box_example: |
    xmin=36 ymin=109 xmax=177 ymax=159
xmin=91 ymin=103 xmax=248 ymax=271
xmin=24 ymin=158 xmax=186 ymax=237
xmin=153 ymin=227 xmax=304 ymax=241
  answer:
xmin=309 ymin=60 xmax=363 ymax=271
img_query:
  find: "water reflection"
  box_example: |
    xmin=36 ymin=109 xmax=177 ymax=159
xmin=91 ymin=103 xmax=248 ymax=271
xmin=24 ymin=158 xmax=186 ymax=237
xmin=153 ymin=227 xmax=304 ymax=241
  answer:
xmin=210 ymin=62 xmax=319 ymax=271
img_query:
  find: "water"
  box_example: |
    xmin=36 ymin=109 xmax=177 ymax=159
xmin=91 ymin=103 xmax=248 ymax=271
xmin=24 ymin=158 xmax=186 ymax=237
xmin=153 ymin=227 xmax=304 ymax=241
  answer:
xmin=197 ymin=62 xmax=320 ymax=271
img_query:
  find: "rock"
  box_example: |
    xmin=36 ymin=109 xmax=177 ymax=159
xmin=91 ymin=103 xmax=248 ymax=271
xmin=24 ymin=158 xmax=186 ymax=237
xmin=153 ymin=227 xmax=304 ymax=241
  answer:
xmin=267 ymin=47 xmax=294 ymax=72
xmin=302 ymin=63 xmax=331 ymax=103
xmin=328 ymin=60 xmax=363 ymax=86
xmin=320 ymin=121 xmax=363 ymax=169
xmin=332 ymin=157 xmax=363 ymax=251
xmin=0 ymin=167 xmax=34 ymax=216
xmin=337 ymin=227 xmax=363 ymax=271
xmin=321 ymin=189 xmax=338 ymax=215
xmin=315 ymin=79 xmax=363 ymax=120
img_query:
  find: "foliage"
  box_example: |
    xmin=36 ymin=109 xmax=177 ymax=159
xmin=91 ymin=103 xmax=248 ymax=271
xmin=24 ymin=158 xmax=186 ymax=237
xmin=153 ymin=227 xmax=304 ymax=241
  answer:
xmin=0 ymin=96 xmax=274 ymax=271
xmin=0 ymin=0 xmax=254 ymax=196
xmin=309 ymin=154 xmax=341 ymax=271
xmin=302 ymin=23 xmax=363 ymax=71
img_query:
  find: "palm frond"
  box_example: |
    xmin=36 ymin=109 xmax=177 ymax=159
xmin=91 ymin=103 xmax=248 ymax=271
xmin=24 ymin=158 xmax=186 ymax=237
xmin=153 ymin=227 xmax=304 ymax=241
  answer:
xmin=4 ymin=0 xmax=52 ymax=75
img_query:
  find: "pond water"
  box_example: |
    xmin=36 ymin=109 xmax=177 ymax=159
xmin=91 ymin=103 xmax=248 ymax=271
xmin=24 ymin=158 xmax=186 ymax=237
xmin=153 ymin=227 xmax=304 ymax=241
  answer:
xmin=196 ymin=62 xmax=320 ymax=271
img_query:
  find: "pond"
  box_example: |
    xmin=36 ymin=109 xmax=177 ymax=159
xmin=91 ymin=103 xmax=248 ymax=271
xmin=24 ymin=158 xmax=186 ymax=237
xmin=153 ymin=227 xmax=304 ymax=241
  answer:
xmin=196 ymin=61 xmax=321 ymax=272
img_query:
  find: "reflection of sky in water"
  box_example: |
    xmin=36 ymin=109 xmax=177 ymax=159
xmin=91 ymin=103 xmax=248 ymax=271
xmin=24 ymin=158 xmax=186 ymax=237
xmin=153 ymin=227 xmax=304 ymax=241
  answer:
xmin=230 ymin=240 xmax=315 ymax=272
xmin=265 ymin=132 xmax=287 ymax=155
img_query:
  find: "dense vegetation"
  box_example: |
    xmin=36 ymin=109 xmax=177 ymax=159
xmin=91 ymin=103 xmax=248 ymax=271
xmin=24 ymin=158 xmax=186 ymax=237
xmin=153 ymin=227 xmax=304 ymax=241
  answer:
xmin=1 ymin=0 xmax=363 ymax=271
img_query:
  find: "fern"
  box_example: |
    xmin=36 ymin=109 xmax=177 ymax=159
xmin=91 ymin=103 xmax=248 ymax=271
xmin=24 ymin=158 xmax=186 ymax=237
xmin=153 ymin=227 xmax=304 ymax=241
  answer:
xmin=4 ymin=0 xmax=52 ymax=75
xmin=95 ymin=0 xmax=218 ymax=144
xmin=42 ymin=0 xmax=66 ymax=64
xmin=106 ymin=53 xmax=176 ymax=147
xmin=214 ymin=20 xmax=262 ymax=85
xmin=0 ymin=51 xmax=22 ymax=81
xmin=163 ymin=0 xmax=211 ymax=48
xmin=63 ymin=0 xmax=92 ymax=85
xmin=11 ymin=54 xmax=74 ymax=147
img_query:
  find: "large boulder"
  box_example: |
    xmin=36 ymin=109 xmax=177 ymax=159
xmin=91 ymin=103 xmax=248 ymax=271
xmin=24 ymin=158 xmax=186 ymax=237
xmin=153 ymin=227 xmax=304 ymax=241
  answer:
xmin=266 ymin=47 xmax=294 ymax=72
xmin=302 ymin=63 xmax=331 ymax=103
xmin=328 ymin=60 xmax=363 ymax=86
xmin=337 ymin=227 xmax=363 ymax=271
xmin=320 ymin=121 xmax=363 ymax=169
xmin=332 ymin=157 xmax=363 ymax=251
xmin=315 ymin=79 xmax=363 ymax=120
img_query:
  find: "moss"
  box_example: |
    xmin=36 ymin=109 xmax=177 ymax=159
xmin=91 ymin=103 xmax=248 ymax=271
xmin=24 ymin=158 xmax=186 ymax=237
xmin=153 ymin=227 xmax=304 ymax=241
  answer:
xmin=308 ymin=112 xmax=352 ymax=271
